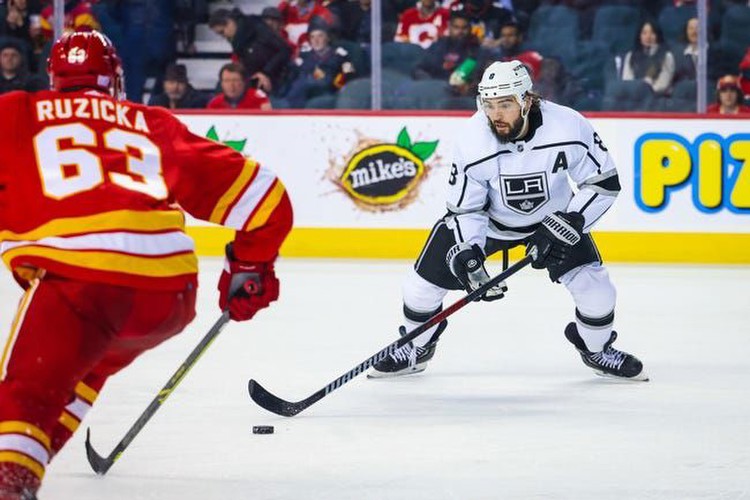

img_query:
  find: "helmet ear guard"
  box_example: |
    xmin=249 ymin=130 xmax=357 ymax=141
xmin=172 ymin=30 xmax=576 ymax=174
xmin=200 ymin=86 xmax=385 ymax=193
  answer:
xmin=47 ymin=30 xmax=125 ymax=100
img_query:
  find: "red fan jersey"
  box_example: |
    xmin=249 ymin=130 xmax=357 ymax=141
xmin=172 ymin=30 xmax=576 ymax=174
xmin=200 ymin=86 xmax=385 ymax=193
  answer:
xmin=0 ymin=89 xmax=292 ymax=290
xmin=207 ymin=88 xmax=271 ymax=110
xmin=278 ymin=1 xmax=334 ymax=47
xmin=395 ymin=6 xmax=451 ymax=49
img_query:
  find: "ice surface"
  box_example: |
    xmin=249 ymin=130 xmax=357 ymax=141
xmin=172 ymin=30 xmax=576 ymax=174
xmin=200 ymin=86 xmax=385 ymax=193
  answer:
xmin=1 ymin=259 xmax=749 ymax=499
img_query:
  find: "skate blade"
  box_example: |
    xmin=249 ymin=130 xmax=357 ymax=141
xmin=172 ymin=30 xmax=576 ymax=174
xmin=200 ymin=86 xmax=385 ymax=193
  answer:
xmin=593 ymin=369 xmax=650 ymax=382
xmin=367 ymin=364 xmax=428 ymax=379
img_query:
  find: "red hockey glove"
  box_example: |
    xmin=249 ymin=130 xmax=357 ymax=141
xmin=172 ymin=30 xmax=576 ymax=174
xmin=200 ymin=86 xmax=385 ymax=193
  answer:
xmin=218 ymin=244 xmax=279 ymax=321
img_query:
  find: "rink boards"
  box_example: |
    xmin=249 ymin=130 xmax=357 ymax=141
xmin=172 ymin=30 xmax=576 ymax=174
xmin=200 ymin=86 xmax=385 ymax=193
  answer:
xmin=176 ymin=111 xmax=750 ymax=264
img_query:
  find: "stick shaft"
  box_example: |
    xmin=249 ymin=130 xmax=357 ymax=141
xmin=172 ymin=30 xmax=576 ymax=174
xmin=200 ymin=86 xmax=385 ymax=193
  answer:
xmin=249 ymin=255 xmax=534 ymax=416
xmin=86 ymin=311 xmax=231 ymax=474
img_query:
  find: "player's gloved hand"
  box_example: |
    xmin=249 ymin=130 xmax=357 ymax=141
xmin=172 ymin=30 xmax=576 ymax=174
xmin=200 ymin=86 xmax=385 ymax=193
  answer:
xmin=218 ymin=243 xmax=279 ymax=321
xmin=526 ymin=211 xmax=584 ymax=270
xmin=447 ymin=242 xmax=507 ymax=301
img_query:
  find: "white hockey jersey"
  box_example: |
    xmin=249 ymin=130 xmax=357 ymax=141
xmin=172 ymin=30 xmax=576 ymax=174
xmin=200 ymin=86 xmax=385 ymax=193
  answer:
xmin=446 ymin=100 xmax=620 ymax=246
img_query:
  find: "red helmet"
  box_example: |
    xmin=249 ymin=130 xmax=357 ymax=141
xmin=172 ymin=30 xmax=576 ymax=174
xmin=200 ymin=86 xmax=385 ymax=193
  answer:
xmin=47 ymin=30 xmax=125 ymax=99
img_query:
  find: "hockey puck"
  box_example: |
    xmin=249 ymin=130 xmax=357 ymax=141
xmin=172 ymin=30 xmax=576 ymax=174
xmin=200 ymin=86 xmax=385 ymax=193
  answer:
xmin=252 ymin=425 xmax=274 ymax=435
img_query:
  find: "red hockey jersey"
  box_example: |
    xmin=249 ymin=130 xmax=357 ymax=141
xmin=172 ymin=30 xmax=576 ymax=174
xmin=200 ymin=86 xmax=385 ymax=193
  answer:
xmin=395 ymin=6 xmax=450 ymax=49
xmin=0 ymin=90 xmax=292 ymax=290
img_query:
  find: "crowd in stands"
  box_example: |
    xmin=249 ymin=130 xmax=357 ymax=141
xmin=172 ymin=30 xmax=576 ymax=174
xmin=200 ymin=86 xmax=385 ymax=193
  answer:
xmin=0 ymin=0 xmax=749 ymax=114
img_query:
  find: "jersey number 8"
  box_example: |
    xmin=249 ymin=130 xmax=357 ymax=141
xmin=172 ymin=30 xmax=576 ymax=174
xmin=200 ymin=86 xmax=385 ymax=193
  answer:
xmin=34 ymin=123 xmax=167 ymax=200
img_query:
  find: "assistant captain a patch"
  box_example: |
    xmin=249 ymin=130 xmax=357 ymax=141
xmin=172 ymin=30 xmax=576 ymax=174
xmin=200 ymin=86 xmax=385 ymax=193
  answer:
xmin=500 ymin=172 xmax=549 ymax=215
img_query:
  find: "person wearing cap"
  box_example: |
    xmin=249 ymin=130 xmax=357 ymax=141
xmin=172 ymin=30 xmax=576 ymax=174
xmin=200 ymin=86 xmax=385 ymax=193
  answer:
xmin=148 ymin=63 xmax=210 ymax=110
xmin=207 ymin=62 xmax=272 ymax=110
xmin=707 ymin=75 xmax=750 ymax=115
xmin=282 ymin=18 xmax=354 ymax=107
xmin=368 ymin=60 xmax=647 ymax=383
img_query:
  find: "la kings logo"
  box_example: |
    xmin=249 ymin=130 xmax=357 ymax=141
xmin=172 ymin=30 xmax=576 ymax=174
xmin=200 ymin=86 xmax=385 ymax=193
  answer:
xmin=500 ymin=173 xmax=549 ymax=214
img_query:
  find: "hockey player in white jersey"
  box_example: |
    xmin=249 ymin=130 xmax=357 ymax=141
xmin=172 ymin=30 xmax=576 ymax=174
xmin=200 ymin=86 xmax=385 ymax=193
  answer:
xmin=369 ymin=60 xmax=647 ymax=381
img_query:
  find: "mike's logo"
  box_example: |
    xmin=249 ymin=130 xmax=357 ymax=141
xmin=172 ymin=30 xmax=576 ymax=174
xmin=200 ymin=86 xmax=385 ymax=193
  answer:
xmin=332 ymin=127 xmax=439 ymax=211
xmin=205 ymin=125 xmax=247 ymax=152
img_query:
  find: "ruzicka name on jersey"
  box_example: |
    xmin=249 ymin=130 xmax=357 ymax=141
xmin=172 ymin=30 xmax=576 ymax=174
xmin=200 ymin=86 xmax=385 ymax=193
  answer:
xmin=35 ymin=97 xmax=150 ymax=133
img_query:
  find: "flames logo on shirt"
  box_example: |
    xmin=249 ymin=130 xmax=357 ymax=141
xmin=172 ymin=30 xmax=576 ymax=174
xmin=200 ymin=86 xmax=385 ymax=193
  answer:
xmin=329 ymin=127 xmax=439 ymax=212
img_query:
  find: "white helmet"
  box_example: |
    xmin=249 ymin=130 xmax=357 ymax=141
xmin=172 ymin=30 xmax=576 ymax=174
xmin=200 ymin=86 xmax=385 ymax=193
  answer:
xmin=477 ymin=60 xmax=533 ymax=107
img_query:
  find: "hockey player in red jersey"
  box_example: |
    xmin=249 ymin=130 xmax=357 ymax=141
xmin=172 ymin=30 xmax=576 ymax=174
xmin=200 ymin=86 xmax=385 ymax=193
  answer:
xmin=0 ymin=31 xmax=293 ymax=499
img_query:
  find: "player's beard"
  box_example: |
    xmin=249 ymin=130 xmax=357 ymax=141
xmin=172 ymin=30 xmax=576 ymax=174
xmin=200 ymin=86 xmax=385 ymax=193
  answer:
xmin=488 ymin=115 xmax=525 ymax=143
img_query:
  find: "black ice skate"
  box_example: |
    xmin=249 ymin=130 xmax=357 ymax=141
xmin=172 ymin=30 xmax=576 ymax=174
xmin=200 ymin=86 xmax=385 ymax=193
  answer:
xmin=564 ymin=323 xmax=648 ymax=381
xmin=367 ymin=340 xmax=438 ymax=378
xmin=368 ymin=322 xmax=445 ymax=378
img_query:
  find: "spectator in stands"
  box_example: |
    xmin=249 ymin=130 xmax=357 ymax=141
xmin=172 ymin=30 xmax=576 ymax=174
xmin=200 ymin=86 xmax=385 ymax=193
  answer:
xmin=534 ymin=57 xmax=579 ymax=106
xmin=207 ymin=62 xmax=272 ymax=110
xmin=394 ymin=0 xmax=450 ymax=49
xmin=262 ymin=7 xmax=295 ymax=52
xmin=0 ymin=0 xmax=42 ymax=50
xmin=707 ymin=75 xmax=750 ymax=114
xmin=176 ymin=0 xmax=209 ymax=55
xmin=330 ymin=0 xmax=392 ymax=46
xmin=451 ymin=0 xmax=513 ymax=47
xmin=148 ymin=63 xmax=209 ymax=110
xmin=674 ymin=17 xmax=699 ymax=83
xmin=413 ymin=10 xmax=484 ymax=97
xmin=209 ymin=8 xmax=292 ymax=95
xmin=39 ymin=0 xmax=100 ymax=42
xmin=115 ymin=0 xmax=176 ymax=103
xmin=0 ymin=0 xmax=42 ymax=72
xmin=0 ymin=39 xmax=45 ymax=94
xmin=739 ymin=48 xmax=750 ymax=104
xmin=622 ymin=20 xmax=675 ymax=96
xmin=491 ymin=20 xmax=542 ymax=79
xmin=278 ymin=0 xmax=334 ymax=50
xmin=282 ymin=19 xmax=354 ymax=108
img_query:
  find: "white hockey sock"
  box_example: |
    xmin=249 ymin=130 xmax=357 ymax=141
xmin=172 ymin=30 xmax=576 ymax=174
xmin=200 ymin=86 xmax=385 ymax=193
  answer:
xmin=404 ymin=317 xmax=440 ymax=348
xmin=575 ymin=320 xmax=612 ymax=352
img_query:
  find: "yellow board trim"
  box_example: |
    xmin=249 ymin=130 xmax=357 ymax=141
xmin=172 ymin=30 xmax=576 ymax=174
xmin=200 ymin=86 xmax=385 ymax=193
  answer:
xmin=0 ymin=210 xmax=185 ymax=241
xmin=0 ymin=421 xmax=51 ymax=450
xmin=58 ymin=411 xmax=80 ymax=433
xmin=2 ymin=247 xmax=198 ymax=277
xmin=0 ymin=451 xmax=45 ymax=479
xmin=186 ymin=227 xmax=750 ymax=264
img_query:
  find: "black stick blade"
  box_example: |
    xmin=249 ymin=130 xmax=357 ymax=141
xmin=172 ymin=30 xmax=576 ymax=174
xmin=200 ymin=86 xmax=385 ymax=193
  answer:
xmin=85 ymin=428 xmax=113 ymax=476
xmin=248 ymin=379 xmax=308 ymax=417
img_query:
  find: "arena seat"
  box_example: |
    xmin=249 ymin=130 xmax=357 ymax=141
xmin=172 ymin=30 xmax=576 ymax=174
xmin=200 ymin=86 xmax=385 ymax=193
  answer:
xmin=601 ymin=80 xmax=655 ymax=111
xmin=382 ymin=42 xmax=425 ymax=77
xmin=592 ymin=5 xmax=642 ymax=55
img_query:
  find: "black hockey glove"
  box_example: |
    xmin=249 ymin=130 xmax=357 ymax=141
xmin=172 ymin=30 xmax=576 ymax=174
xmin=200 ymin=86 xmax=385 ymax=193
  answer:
xmin=447 ymin=243 xmax=507 ymax=301
xmin=526 ymin=211 xmax=584 ymax=269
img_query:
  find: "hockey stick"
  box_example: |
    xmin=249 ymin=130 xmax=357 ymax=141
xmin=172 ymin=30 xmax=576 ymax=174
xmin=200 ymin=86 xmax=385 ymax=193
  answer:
xmin=248 ymin=254 xmax=534 ymax=417
xmin=85 ymin=310 xmax=231 ymax=475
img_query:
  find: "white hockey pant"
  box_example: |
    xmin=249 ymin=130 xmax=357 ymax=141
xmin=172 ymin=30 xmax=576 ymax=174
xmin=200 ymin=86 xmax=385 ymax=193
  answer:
xmin=560 ymin=262 xmax=617 ymax=352
xmin=402 ymin=262 xmax=617 ymax=352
